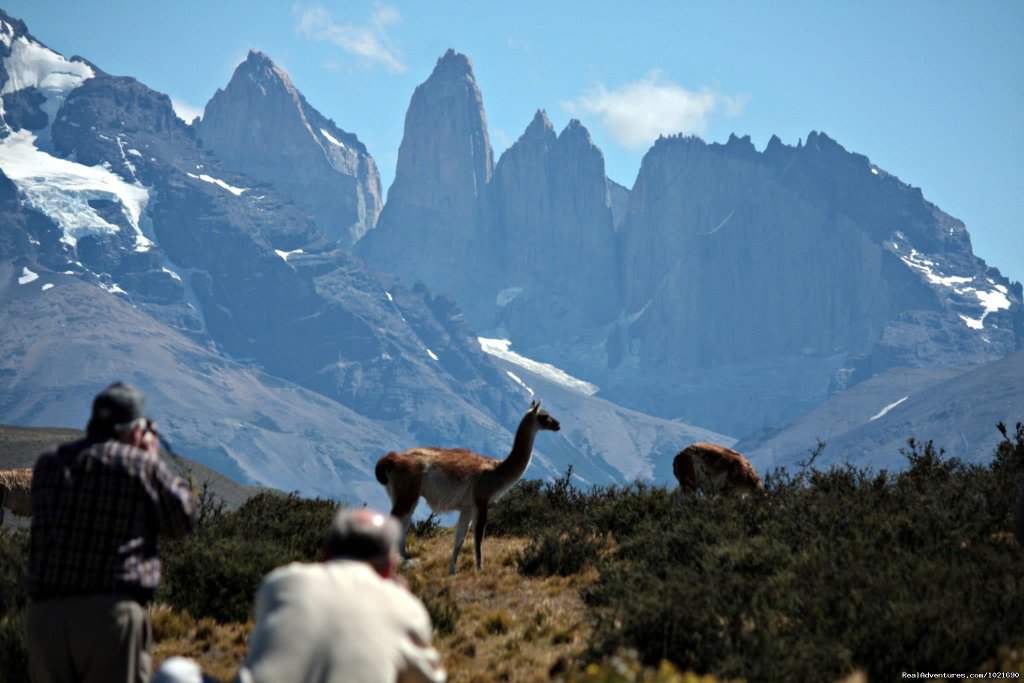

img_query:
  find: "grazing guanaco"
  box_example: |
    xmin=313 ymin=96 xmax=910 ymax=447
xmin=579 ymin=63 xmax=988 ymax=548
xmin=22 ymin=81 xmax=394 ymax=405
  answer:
xmin=0 ymin=467 xmax=33 ymax=524
xmin=375 ymin=400 xmax=561 ymax=573
xmin=673 ymin=442 xmax=764 ymax=499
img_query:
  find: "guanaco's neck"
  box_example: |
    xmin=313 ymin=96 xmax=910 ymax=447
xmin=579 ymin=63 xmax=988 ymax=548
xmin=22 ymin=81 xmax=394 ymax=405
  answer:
xmin=494 ymin=415 xmax=538 ymax=480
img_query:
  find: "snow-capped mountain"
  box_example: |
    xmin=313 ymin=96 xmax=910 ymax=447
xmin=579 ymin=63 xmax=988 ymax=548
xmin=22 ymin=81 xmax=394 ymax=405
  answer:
xmin=2 ymin=7 xmax=1020 ymax=495
xmin=0 ymin=10 xmax=714 ymax=499
xmin=356 ymin=47 xmax=1022 ymax=439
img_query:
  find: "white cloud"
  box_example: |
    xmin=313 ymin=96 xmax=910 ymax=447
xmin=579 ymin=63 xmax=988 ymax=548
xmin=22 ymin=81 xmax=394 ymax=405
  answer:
xmin=295 ymin=4 xmax=406 ymax=74
xmin=506 ymin=36 xmax=531 ymax=53
xmin=170 ymin=97 xmax=204 ymax=123
xmin=563 ymin=70 xmax=749 ymax=150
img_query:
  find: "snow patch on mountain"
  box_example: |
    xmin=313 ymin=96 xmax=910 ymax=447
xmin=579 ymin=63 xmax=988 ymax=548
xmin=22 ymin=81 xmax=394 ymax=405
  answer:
xmin=960 ymin=284 xmax=1012 ymax=330
xmin=320 ymin=128 xmax=345 ymax=148
xmin=274 ymin=248 xmax=304 ymax=262
xmin=870 ymin=396 xmax=908 ymax=421
xmin=505 ymin=370 xmax=534 ymax=396
xmin=17 ymin=267 xmax=38 ymax=285
xmin=479 ymin=338 xmax=598 ymax=396
xmin=185 ymin=172 xmax=247 ymax=196
xmin=0 ymin=130 xmax=150 ymax=248
xmin=897 ymin=247 xmax=972 ymax=287
xmin=894 ymin=244 xmax=1010 ymax=330
xmin=0 ymin=30 xmax=94 ymax=144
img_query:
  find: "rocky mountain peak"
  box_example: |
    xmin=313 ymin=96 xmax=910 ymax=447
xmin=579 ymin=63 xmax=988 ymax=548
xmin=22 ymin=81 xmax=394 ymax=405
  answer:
xmin=432 ymin=48 xmax=474 ymax=78
xmin=235 ymin=50 xmax=294 ymax=93
xmin=524 ymin=109 xmax=554 ymax=136
xmin=355 ymin=49 xmax=494 ymax=323
xmin=215 ymin=50 xmax=296 ymax=105
xmin=196 ymin=50 xmax=382 ymax=248
xmin=558 ymin=118 xmax=594 ymax=147
xmin=720 ymin=133 xmax=758 ymax=160
xmin=244 ymin=49 xmax=275 ymax=69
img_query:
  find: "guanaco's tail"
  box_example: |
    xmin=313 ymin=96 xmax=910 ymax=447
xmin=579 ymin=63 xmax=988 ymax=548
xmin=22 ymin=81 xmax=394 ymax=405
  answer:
xmin=375 ymin=454 xmax=396 ymax=486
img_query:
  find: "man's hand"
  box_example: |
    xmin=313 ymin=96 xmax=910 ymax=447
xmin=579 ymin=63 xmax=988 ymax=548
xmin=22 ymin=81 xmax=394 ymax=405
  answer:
xmin=128 ymin=420 xmax=160 ymax=454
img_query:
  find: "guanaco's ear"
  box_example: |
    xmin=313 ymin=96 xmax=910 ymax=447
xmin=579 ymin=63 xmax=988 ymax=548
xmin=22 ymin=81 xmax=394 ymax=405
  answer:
xmin=530 ymin=399 xmax=542 ymax=413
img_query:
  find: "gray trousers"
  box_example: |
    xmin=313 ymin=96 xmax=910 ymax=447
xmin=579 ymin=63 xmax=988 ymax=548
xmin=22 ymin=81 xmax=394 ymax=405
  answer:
xmin=27 ymin=595 xmax=153 ymax=683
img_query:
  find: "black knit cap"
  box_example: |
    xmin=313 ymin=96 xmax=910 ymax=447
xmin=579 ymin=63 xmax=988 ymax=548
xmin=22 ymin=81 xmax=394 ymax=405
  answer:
xmin=87 ymin=381 xmax=145 ymax=437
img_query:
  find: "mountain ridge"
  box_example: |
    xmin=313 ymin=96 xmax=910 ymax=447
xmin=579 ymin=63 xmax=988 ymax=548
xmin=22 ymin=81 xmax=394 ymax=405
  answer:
xmin=1 ymin=10 xmax=1020 ymax=505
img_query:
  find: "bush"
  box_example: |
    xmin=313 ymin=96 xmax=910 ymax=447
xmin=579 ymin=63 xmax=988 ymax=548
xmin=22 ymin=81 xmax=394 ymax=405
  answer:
xmin=0 ymin=530 xmax=28 ymax=617
xmin=488 ymin=466 xmax=589 ymax=538
xmin=582 ymin=442 xmax=1024 ymax=682
xmin=492 ymin=430 xmax=1024 ymax=682
xmin=0 ymin=530 xmax=28 ymax=680
xmin=0 ymin=608 xmax=28 ymax=683
xmin=160 ymin=492 xmax=337 ymax=622
xmin=517 ymin=529 xmax=606 ymax=578
xmin=560 ymin=649 xmax=737 ymax=682
xmin=410 ymin=513 xmax=444 ymax=540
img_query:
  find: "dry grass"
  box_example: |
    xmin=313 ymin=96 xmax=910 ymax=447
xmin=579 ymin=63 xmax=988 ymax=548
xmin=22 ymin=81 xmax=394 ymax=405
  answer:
xmin=152 ymin=527 xmax=594 ymax=682
xmin=403 ymin=530 xmax=595 ymax=683
xmin=151 ymin=604 xmax=251 ymax=681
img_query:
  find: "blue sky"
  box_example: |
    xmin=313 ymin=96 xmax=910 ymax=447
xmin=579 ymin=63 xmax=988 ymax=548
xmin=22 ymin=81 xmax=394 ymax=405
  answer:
xmin=6 ymin=0 xmax=1023 ymax=284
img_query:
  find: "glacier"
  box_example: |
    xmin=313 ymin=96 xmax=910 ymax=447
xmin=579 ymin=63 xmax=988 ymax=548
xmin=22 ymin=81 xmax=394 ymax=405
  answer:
xmin=0 ymin=130 xmax=151 ymax=248
xmin=478 ymin=337 xmax=599 ymax=396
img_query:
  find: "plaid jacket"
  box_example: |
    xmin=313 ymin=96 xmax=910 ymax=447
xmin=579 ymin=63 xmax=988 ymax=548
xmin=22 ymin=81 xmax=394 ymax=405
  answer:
xmin=28 ymin=438 xmax=197 ymax=601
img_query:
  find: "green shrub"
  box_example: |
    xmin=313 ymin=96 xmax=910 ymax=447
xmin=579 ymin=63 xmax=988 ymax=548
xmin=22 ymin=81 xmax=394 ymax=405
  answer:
xmin=160 ymin=492 xmax=337 ymax=622
xmin=410 ymin=513 xmax=444 ymax=540
xmin=0 ymin=530 xmax=29 ymax=680
xmin=517 ymin=529 xmax=606 ymax=577
xmin=0 ymin=608 xmax=28 ymax=683
xmin=0 ymin=530 xmax=28 ymax=617
xmin=581 ymin=441 xmax=1024 ymax=682
xmin=488 ymin=467 xmax=590 ymax=538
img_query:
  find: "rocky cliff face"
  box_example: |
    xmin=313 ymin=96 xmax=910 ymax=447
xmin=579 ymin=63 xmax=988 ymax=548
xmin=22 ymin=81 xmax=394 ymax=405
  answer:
xmin=355 ymin=50 xmax=1022 ymax=437
xmin=356 ymin=56 xmax=624 ymax=342
xmin=355 ymin=49 xmax=494 ymax=324
xmin=602 ymin=132 xmax=1022 ymax=433
xmin=195 ymin=51 xmax=382 ymax=248
xmin=489 ymin=111 xmax=620 ymax=345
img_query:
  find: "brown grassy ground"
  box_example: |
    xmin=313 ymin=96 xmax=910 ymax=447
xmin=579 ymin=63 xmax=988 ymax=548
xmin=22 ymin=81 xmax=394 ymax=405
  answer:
xmin=152 ymin=528 xmax=594 ymax=682
xmin=404 ymin=532 xmax=595 ymax=683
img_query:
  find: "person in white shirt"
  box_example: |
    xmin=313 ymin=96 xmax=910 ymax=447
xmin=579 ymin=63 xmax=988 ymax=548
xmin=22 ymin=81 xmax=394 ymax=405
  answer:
xmin=235 ymin=506 xmax=447 ymax=683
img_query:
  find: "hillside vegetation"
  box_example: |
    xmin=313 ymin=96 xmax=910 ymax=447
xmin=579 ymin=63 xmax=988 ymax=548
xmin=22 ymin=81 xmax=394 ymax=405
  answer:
xmin=2 ymin=426 xmax=1024 ymax=681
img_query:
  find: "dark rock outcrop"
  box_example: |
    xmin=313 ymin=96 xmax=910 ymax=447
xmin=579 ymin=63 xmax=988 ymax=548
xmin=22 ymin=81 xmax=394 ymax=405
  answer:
xmin=196 ymin=51 xmax=382 ymax=248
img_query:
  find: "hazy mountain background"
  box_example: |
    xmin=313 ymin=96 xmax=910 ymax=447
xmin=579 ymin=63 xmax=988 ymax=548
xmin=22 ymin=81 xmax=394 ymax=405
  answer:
xmin=1 ymin=8 xmax=1021 ymax=503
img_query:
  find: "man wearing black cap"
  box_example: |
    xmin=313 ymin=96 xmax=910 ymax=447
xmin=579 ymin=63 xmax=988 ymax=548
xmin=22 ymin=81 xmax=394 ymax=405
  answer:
xmin=27 ymin=381 xmax=197 ymax=683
